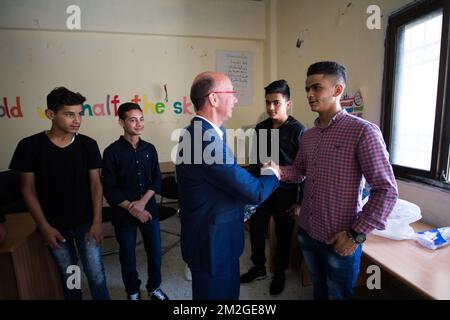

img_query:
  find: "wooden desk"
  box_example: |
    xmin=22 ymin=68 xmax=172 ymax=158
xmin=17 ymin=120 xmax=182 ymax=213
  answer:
xmin=270 ymin=220 xmax=450 ymax=299
xmin=0 ymin=213 xmax=64 ymax=299
xmin=363 ymin=221 xmax=450 ymax=300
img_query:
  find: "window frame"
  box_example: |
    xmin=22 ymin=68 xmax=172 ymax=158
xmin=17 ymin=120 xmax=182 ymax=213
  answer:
xmin=381 ymin=0 xmax=450 ymax=190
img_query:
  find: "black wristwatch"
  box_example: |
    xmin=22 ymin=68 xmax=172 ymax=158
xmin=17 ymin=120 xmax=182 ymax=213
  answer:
xmin=346 ymin=228 xmax=366 ymax=244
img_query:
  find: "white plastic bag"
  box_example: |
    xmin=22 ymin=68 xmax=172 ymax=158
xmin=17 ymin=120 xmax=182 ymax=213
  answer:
xmin=415 ymin=227 xmax=450 ymax=250
xmin=371 ymin=199 xmax=422 ymax=240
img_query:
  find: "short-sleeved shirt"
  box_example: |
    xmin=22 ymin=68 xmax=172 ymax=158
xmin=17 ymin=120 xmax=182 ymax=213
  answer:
xmin=9 ymin=132 xmax=102 ymax=230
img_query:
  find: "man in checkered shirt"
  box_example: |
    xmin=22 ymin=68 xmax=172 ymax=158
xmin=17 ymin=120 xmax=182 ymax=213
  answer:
xmin=279 ymin=61 xmax=398 ymax=300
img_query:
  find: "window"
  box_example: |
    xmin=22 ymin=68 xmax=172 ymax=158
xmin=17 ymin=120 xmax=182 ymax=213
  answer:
xmin=382 ymin=0 xmax=450 ymax=188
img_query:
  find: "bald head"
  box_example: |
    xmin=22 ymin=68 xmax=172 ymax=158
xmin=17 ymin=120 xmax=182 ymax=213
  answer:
xmin=190 ymin=72 xmax=229 ymax=112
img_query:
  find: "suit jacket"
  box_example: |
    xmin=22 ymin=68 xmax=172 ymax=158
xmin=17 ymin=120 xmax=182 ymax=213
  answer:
xmin=176 ymin=117 xmax=279 ymax=276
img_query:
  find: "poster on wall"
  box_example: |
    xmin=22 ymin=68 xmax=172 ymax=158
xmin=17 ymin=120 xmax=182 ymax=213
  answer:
xmin=340 ymin=90 xmax=364 ymax=117
xmin=216 ymin=50 xmax=252 ymax=107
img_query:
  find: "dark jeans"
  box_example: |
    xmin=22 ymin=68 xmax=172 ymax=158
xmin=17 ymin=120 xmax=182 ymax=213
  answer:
xmin=113 ymin=215 xmax=162 ymax=295
xmin=49 ymin=222 xmax=110 ymax=300
xmin=297 ymin=228 xmax=362 ymax=300
xmin=249 ymin=187 xmax=297 ymax=272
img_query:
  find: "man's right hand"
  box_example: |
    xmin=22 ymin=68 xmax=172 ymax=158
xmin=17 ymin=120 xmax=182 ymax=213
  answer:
xmin=261 ymin=160 xmax=280 ymax=179
xmin=41 ymin=225 xmax=66 ymax=249
xmin=286 ymin=203 xmax=301 ymax=219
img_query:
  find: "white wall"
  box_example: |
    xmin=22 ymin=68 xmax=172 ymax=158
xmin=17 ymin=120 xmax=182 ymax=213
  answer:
xmin=2 ymin=0 xmax=448 ymax=226
xmin=0 ymin=0 xmax=265 ymax=39
xmin=275 ymin=0 xmax=450 ymax=226
xmin=0 ymin=0 xmax=267 ymax=168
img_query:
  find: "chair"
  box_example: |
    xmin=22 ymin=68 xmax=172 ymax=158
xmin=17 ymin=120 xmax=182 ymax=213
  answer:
xmin=157 ymin=175 xmax=179 ymax=221
xmin=157 ymin=175 xmax=180 ymax=255
xmin=101 ymin=205 xmax=121 ymax=256
xmin=101 ymin=176 xmax=179 ymax=256
xmin=101 ymin=175 xmax=179 ymax=256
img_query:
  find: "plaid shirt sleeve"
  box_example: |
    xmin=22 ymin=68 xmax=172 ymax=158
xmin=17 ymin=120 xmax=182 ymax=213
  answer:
xmin=280 ymin=136 xmax=306 ymax=184
xmin=352 ymin=123 xmax=398 ymax=234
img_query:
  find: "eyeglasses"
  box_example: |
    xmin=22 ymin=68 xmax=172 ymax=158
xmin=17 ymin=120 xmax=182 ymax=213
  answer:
xmin=204 ymin=91 xmax=237 ymax=97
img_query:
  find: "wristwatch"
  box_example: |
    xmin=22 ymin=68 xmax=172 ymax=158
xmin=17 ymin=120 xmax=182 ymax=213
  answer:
xmin=346 ymin=228 xmax=366 ymax=244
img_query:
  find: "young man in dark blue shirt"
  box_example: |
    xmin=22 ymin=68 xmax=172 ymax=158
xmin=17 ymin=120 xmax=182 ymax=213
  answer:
xmin=102 ymin=102 xmax=169 ymax=300
xmin=241 ymin=80 xmax=305 ymax=295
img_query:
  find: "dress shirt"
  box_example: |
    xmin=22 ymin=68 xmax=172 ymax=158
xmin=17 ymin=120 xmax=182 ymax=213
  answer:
xmin=102 ymin=136 xmax=162 ymax=218
xmin=281 ymin=110 xmax=398 ymax=242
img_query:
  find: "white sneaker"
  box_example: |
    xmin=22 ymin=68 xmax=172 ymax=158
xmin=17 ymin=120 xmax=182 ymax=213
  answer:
xmin=148 ymin=287 xmax=169 ymax=300
xmin=184 ymin=264 xmax=192 ymax=281
xmin=127 ymin=292 xmax=140 ymax=300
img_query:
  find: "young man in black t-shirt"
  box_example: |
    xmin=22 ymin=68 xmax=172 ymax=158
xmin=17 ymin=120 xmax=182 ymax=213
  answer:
xmin=9 ymin=87 xmax=110 ymax=300
xmin=102 ymin=102 xmax=168 ymax=301
xmin=240 ymin=80 xmax=305 ymax=295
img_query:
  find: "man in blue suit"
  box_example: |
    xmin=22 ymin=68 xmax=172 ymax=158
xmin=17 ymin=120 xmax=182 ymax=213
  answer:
xmin=176 ymin=71 xmax=280 ymax=300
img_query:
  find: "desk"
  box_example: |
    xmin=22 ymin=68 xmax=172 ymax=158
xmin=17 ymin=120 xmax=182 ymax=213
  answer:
xmin=363 ymin=221 xmax=450 ymax=300
xmin=0 ymin=213 xmax=64 ymax=299
xmin=294 ymin=221 xmax=450 ymax=299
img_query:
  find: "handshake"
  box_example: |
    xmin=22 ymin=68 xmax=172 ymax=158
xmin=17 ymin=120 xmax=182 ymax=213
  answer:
xmin=261 ymin=160 xmax=280 ymax=180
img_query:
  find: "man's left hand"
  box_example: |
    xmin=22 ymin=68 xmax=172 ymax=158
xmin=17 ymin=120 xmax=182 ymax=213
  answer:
xmin=326 ymin=231 xmax=358 ymax=256
xmin=88 ymin=221 xmax=104 ymax=245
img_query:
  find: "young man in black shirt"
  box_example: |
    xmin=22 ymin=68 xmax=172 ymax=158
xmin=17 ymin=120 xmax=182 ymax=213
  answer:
xmin=9 ymin=87 xmax=110 ymax=300
xmin=241 ymin=80 xmax=305 ymax=295
xmin=102 ymin=102 xmax=169 ymax=301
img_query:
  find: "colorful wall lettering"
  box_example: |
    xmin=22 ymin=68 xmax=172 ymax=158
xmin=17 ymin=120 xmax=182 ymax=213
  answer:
xmin=0 ymin=94 xmax=194 ymax=119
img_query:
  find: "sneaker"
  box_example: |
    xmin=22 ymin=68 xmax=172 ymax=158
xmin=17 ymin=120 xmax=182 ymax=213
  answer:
xmin=127 ymin=292 xmax=140 ymax=300
xmin=148 ymin=287 xmax=169 ymax=300
xmin=184 ymin=264 xmax=192 ymax=281
xmin=240 ymin=267 xmax=267 ymax=283
xmin=270 ymin=271 xmax=285 ymax=295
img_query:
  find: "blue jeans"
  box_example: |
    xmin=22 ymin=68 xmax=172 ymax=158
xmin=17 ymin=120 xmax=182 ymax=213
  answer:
xmin=297 ymin=228 xmax=362 ymax=300
xmin=49 ymin=222 xmax=110 ymax=300
xmin=113 ymin=216 xmax=162 ymax=295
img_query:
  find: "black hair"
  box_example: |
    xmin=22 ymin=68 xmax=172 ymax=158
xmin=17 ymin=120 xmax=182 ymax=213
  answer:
xmin=264 ymin=79 xmax=290 ymax=100
xmin=118 ymin=102 xmax=142 ymax=120
xmin=307 ymin=61 xmax=347 ymax=85
xmin=190 ymin=76 xmax=215 ymax=112
xmin=46 ymin=87 xmax=86 ymax=112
